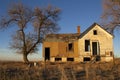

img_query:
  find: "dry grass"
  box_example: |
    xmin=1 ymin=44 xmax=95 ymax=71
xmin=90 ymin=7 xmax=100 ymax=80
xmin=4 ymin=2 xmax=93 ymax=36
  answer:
xmin=0 ymin=59 xmax=120 ymax=80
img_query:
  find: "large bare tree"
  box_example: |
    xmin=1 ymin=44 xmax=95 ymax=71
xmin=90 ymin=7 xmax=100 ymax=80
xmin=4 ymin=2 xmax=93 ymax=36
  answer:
xmin=101 ymin=0 xmax=120 ymax=34
xmin=0 ymin=3 xmax=60 ymax=63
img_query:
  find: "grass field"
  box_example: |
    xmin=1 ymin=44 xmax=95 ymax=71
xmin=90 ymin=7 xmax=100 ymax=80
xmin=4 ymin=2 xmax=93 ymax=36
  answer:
xmin=0 ymin=58 xmax=120 ymax=80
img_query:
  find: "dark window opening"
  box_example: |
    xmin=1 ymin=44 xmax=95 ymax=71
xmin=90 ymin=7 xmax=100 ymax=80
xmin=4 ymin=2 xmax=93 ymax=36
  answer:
xmin=96 ymin=56 xmax=101 ymax=61
xmin=68 ymin=43 xmax=73 ymax=51
xmin=84 ymin=57 xmax=90 ymax=61
xmin=110 ymin=51 xmax=113 ymax=56
xmin=67 ymin=58 xmax=74 ymax=61
xmin=55 ymin=58 xmax=62 ymax=61
xmin=93 ymin=30 xmax=97 ymax=35
xmin=85 ymin=40 xmax=90 ymax=51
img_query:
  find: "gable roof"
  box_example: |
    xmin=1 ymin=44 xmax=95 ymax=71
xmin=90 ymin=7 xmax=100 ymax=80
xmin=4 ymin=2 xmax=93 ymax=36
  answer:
xmin=79 ymin=23 xmax=113 ymax=38
xmin=44 ymin=23 xmax=113 ymax=42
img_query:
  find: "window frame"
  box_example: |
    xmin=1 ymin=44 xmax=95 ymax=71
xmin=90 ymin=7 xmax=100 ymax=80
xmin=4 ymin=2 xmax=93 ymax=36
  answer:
xmin=93 ymin=30 xmax=97 ymax=35
xmin=68 ymin=43 xmax=74 ymax=52
xmin=85 ymin=40 xmax=90 ymax=52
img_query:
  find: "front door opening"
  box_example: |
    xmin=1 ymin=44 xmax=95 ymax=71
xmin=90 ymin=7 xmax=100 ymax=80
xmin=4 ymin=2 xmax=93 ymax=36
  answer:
xmin=92 ymin=42 xmax=97 ymax=55
xmin=45 ymin=48 xmax=50 ymax=61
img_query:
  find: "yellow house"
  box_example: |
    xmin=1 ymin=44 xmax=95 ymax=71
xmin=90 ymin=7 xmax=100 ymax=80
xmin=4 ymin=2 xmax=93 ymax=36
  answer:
xmin=42 ymin=23 xmax=114 ymax=62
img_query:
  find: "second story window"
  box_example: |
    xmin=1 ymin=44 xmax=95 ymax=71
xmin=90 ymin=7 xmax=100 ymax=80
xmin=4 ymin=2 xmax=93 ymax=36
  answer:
xmin=68 ymin=43 xmax=73 ymax=51
xmin=93 ymin=30 xmax=97 ymax=35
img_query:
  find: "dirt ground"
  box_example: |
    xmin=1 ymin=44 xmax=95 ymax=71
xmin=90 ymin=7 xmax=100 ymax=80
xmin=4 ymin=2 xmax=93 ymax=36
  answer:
xmin=0 ymin=58 xmax=120 ymax=80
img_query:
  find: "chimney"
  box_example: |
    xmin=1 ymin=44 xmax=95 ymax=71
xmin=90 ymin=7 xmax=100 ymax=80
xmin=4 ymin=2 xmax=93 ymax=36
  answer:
xmin=77 ymin=26 xmax=80 ymax=34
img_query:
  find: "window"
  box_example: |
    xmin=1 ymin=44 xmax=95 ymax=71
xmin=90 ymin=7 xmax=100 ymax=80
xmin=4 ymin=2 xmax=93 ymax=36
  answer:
xmin=55 ymin=58 xmax=62 ymax=61
xmin=93 ymin=30 xmax=97 ymax=35
xmin=68 ymin=43 xmax=73 ymax=51
xmin=67 ymin=58 xmax=74 ymax=61
xmin=85 ymin=40 xmax=90 ymax=51
xmin=110 ymin=51 xmax=113 ymax=56
xmin=84 ymin=57 xmax=90 ymax=61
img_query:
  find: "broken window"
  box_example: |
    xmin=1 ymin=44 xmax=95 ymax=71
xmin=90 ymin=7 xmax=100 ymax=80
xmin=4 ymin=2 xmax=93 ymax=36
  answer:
xmin=84 ymin=57 xmax=90 ymax=61
xmin=93 ymin=30 xmax=97 ymax=35
xmin=55 ymin=58 xmax=62 ymax=61
xmin=85 ymin=40 xmax=90 ymax=51
xmin=110 ymin=51 xmax=113 ymax=56
xmin=68 ymin=43 xmax=73 ymax=51
xmin=67 ymin=58 xmax=74 ymax=61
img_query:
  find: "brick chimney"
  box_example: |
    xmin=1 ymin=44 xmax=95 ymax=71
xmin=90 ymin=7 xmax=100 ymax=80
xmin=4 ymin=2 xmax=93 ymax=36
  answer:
xmin=77 ymin=26 xmax=80 ymax=34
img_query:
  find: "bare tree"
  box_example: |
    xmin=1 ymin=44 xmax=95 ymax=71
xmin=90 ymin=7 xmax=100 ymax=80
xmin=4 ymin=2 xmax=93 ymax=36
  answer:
xmin=101 ymin=0 xmax=120 ymax=34
xmin=0 ymin=3 xmax=60 ymax=63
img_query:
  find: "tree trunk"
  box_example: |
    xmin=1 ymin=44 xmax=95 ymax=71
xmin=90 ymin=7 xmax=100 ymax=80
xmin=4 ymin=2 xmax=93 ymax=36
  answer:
xmin=23 ymin=53 xmax=29 ymax=64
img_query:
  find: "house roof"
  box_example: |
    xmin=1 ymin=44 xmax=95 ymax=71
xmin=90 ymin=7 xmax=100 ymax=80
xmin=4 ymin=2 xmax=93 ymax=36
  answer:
xmin=79 ymin=23 xmax=113 ymax=38
xmin=44 ymin=23 xmax=113 ymax=42
xmin=45 ymin=33 xmax=80 ymax=42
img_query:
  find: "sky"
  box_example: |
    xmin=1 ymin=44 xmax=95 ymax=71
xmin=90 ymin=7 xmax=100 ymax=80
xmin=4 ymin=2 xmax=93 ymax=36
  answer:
xmin=0 ymin=0 xmax=120 ymax=61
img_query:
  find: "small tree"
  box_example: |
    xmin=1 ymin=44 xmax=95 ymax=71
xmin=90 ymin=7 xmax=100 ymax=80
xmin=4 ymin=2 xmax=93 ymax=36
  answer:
xmin=101 ymin=0 xmax=120 ymax=33
xmin=0 ymin=3 xmax=60 ymax=63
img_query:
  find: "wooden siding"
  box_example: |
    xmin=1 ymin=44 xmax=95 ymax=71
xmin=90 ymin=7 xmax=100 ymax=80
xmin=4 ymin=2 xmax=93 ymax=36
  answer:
xmin=78 ymin=24 xmax=113 ymax=62
xmin=43 ymin=41 xmax=79 ymax=60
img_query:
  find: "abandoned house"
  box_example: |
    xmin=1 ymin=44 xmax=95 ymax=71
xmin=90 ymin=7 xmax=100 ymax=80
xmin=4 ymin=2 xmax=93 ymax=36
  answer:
xmin=42 ymin=23 xmax=114 ymax=62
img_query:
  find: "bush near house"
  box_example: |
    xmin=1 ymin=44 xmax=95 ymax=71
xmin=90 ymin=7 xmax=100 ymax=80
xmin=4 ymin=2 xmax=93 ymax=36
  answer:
xmin=0 ymin=58 xmax=120 ymax=80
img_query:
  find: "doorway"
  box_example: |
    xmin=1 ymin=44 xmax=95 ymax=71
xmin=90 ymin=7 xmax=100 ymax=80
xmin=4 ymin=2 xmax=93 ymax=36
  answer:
xmin=45 ymin=48 xmax=50 ymax=61
xmin=92 ymin=42 xmax=97 ymax=55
